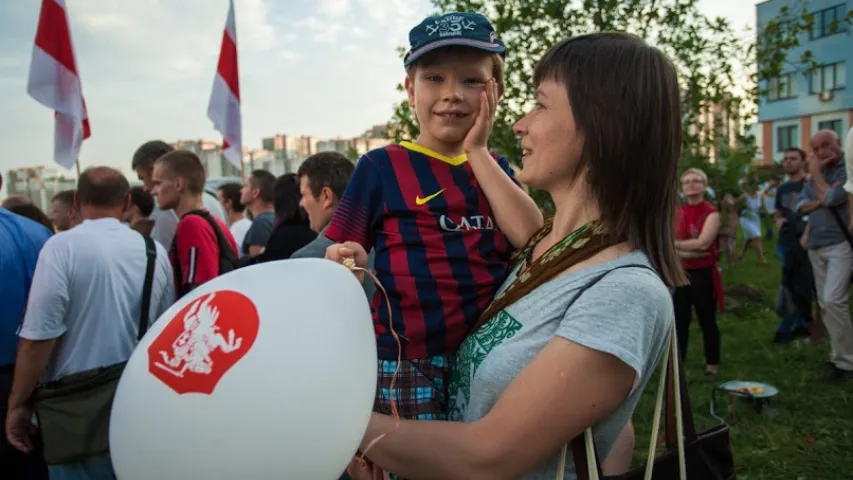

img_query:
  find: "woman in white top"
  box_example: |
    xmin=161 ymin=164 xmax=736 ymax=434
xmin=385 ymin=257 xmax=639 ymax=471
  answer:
xmin=330 ymin=32 xmax=684 ymax=480
xmin=738 ymin=182 xmax=767 ymax=263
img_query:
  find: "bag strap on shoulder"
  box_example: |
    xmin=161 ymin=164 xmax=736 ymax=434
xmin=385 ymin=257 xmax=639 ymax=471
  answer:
xmin=828 ymin=206 xmax=853 ymax=249
xmin=570 ymin=323 xmax=688 ymax=480
xmin=566 ymin=264 xmax=656 ymax=476
xmin=139 ymin=235 xmax=157 ymax=341
xmin=566 ymin=264 xmax=692 ymax=480
xmin=185 ymin=209 xmax=238 ymax=267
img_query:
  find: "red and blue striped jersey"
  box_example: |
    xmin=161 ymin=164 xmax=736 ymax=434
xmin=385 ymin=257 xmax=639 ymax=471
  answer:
xmin=325 ymin=142 xmax=516 ymax=360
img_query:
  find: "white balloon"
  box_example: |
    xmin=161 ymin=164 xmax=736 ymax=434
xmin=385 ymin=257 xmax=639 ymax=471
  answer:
xmin=110 ymin=258 xmax=377 ymax=479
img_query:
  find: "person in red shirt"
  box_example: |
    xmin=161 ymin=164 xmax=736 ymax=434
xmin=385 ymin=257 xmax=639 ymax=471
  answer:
xmin=674 ymin=168 xmax=723 ymax=375
xmin=151 ymin=150 xmax=238 ymax=298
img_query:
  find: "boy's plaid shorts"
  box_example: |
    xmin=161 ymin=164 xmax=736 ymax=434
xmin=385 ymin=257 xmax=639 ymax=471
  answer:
xmin=373 ymin=355 xmax=451 ymax=421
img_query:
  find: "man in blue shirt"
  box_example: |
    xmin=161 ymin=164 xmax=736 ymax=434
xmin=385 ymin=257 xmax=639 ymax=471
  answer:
xmin=0 ymin=206 xmax=51 ymax=478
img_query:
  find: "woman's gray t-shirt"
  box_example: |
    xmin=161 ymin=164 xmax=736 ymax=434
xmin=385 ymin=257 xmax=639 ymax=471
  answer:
xmin=447 ymin=251 xmax=673 ymax=479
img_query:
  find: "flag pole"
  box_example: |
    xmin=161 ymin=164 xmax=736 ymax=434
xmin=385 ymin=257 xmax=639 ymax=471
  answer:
xmin=28 ymin=0 xmax=91 ymax=174
xmin=75 ymin=159 xmax=81 ymax=177
xmin=208 ymin=0 xmax=242 ymax=176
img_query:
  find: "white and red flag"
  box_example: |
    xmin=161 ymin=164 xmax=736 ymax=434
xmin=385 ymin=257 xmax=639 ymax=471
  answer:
xmin=207 ymin=0 xmax=242 ymax=169
xmin=27 ymin=0 xmax=91 ymax=171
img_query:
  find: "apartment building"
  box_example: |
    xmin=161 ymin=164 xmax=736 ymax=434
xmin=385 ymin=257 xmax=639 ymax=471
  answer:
xmin=757 ymin=0 xmax=852 ymax=164
xmin=171 ymin=139 xmax=242 ymax=178
xmin=5 ymin=166 xmax=77 ymax=210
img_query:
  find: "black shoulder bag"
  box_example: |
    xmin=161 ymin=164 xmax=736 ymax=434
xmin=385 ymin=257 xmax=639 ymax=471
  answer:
xmin=570 ymin=310 xmax=735 ymax=480
xmin=32 ymin=235 xmax=157 ymax=465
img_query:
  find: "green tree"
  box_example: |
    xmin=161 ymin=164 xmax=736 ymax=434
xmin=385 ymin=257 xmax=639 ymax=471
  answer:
xmin=388 ymin=0 xmax=761 ymax=211
xmin=387 ymin=0 xmax=853 ymax=210
xmin=344 ymin=146 xmax=361 ymax=163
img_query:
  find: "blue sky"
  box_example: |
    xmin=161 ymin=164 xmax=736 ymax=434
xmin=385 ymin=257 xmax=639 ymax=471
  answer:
xmin=0 ymin=0 xmax=755 ymax=195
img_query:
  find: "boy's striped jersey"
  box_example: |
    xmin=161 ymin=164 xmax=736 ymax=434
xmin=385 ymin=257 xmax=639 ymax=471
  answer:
xmin=325 ymin=142 xmax=518 ymax=359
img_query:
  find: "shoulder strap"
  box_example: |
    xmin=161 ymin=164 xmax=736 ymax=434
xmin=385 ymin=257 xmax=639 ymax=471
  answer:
xmin=572 ymin=324 xmax=693 ymax=480
xmin=189 ymin=210 xmax=238 ymax=269
xmin=169 ymin=233 xmax=183 ymax=295
xmin=564 ymin=263 xmax=675 ymax=480
xmin=665 ymin=339 xmax=697 ymax=444
xmin=179 ymin=210 xmax=238 ymax=270
xmin=170 ymin=210 xmax=238 ymax=298
xmin=828 ymin=207 xmax=853 ymax=249
xmin=139 ymin=235 xmax=157 ymax=341
xmin=573 ymin=325 xmax=689 ymax=480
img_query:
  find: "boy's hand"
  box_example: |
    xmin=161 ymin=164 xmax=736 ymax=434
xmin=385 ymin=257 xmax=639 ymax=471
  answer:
xmin=325 ymin=241 xmax=369 ymax=284
xmin=463 ymin=78 xmax=498 ymax=153
xmin=346 ymin=457 xmax=387 ymax=480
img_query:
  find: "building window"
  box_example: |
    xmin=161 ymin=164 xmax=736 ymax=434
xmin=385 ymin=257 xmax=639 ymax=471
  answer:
xmin=777 ymin=125 xmax=798 ymax=152
xmin=818 ymin=119 xmax=843 ymax=138
xmin=810 ymin=4 xmax=848 ymax=39
xmin=809 ymin=62 xmax=847 ymax=93
xmin=767 ymin=73 xmax=798 ymax=101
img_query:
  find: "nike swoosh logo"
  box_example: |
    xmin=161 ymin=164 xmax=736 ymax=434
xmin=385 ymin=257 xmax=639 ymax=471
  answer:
xmin=415 ymin=189 xmax=446 ymax=206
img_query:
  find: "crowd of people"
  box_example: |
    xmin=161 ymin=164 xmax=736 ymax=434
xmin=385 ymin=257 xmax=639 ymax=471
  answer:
xmin=0 ymin=143 xmax=367 ymax=479
xmin=1 ymin=9 xmax=852 ymax=480
xmin=674 ymin=128 xmax=853 ymax=384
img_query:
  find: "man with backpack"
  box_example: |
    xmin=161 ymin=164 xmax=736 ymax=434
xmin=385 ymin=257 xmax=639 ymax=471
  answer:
xmin=151 ymin=150 xmax=238 ymax=298
xmin=131 ymin=140 xmax=228 ymax=249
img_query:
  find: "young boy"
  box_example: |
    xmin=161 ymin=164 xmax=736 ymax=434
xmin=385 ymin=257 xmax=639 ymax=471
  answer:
xmin=326 ymin=12 xmax=542 ymax=423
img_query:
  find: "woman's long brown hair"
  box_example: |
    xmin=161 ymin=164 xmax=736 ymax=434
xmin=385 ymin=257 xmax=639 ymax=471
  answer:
xmin=534 ymin=32 xmax=687 ymax=288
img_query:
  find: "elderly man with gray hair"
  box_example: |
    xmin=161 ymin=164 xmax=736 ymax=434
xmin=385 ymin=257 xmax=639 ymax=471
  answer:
xmin=797 ymin=129 xmax=853 ymax=380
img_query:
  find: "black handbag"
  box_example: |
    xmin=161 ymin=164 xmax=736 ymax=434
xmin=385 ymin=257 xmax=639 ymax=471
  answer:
xmin=564 ymin=326 xmax=735 ymax=480
xmin=32 ymin=235 xmax=157 ymax=465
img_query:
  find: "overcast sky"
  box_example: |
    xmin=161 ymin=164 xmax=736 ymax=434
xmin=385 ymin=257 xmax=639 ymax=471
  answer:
xmin=0 ymin=0 xmax=757 ymax=196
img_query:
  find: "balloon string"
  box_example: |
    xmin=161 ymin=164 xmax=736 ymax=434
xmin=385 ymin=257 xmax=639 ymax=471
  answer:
xmin=342 ymin=258 xmax=402 ymax=473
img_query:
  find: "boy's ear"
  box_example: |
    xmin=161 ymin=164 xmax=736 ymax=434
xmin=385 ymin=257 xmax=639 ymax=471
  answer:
xmin=404 ymin=75 xmax=415 ymax=108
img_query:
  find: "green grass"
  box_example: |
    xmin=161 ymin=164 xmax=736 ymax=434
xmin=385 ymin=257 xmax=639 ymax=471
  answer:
xmin=629 ymin=235 xmax=853 ymax=479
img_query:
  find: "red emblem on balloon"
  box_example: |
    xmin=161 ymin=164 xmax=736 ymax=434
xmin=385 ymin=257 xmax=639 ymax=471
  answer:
xmin=148 ymin=290 xmax=259 ymax=395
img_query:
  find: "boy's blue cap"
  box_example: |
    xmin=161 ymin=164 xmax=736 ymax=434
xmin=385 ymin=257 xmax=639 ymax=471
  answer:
xmin=403 ymin=12 xmax=506 ymax=67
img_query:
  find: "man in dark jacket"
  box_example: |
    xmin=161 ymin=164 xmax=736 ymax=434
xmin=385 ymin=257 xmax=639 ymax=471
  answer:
xmin=773 ymin=147 xmax=814 ymax=343
xmin=291 ymin=152 xmax=375 ymax=300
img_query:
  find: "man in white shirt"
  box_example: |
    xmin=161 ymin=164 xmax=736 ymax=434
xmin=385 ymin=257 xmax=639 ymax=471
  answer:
xmin=5 ymin=167 xmax=175 ymax=477
xmin=131 ymin=140 xmax=227 ymax=248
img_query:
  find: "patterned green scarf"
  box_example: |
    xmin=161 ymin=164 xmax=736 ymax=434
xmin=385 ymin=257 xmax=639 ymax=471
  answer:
xmin=472 ymin=216 xmax=617 ymax=332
